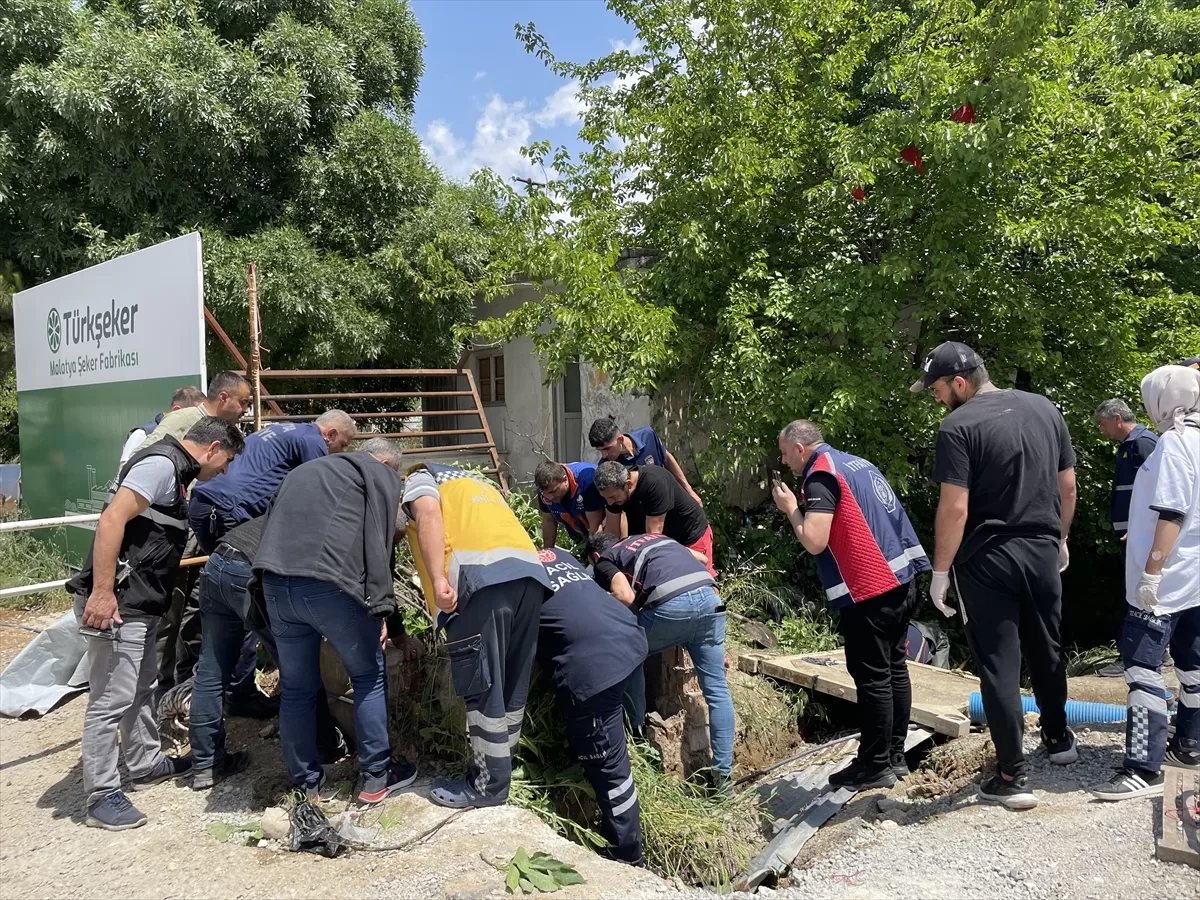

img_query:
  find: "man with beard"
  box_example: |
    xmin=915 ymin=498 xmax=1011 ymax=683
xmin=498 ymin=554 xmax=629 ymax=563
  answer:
xmin=913 ymin=342 xmax=1079 ymax=810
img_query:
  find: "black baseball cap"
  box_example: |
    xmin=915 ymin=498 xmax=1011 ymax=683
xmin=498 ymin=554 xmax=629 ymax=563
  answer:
xmin=1182 ymin=356 xmax=1200 ymax=370
xmin=910 ymin=341 xmax=985 ymax=392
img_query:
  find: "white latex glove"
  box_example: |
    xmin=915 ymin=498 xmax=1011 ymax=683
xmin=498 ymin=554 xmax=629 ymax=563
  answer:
xmin=1058 ymin=540 xmax=1069 ymax=573
xmin=929 ymin=571 xmax=956 ymax=618
xmin=1134 ymin=571 xmax=1162 ymax=612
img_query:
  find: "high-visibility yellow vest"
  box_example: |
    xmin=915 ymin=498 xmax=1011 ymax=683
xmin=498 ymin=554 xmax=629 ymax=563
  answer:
xmin=406 ymin=463 xmax=549 ymax=619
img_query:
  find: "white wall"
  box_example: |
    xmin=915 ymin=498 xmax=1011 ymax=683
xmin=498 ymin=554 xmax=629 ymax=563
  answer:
xmin=471 ymin=284 xmax=650 ymax=488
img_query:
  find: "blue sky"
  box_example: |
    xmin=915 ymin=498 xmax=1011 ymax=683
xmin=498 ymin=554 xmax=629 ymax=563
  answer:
xmin=410 ymin=0 xmax=637 ymax=183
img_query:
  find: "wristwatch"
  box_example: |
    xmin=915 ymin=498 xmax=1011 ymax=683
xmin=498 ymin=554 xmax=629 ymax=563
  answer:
xmin=1150 ymin=550 xmax=1165 ymax=562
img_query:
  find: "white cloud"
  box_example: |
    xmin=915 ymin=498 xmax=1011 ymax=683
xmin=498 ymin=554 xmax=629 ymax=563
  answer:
xmin=534 ymin=81 xmax=586 ymax=127
xmin=423 ymin=82 xmax=586 ymax=183
xmin=474 ymin=71 xmax=486 ymax=81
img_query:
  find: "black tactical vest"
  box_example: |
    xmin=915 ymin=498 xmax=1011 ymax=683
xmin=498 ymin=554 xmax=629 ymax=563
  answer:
xmin=67 ymin=435 xmax=200 ymax=617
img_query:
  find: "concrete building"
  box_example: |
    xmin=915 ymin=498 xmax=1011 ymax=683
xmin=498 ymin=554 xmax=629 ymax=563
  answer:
xmin=463 ymin=282 xmax=650 ymax=487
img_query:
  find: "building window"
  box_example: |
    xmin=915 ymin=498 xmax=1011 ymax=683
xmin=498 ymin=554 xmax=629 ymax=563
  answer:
xmin=563 ymin=362 xmax=581 ymax=413
xmin=478 ymin=353 xmax=505 ymax=404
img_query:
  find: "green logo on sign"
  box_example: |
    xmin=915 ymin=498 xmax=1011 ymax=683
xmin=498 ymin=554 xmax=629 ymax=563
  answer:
xmin=47 ymin=308 xmax=61 ymax=353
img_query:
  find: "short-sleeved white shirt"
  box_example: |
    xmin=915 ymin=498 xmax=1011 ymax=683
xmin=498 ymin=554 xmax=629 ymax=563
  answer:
xmin=1125 ymin=427 xmax=1200 ymax=615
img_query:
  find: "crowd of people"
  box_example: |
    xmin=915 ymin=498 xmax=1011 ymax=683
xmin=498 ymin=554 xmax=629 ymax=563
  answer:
xmin=67 ymin=347 xmax=1198 ymax=868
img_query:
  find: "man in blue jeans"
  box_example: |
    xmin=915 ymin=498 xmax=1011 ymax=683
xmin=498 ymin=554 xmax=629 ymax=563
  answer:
xmin=187 ymin=515 xmax=362 ymax=790
xmin=586 ymin=531 xmax=734 ymax=794
xmin=252 ymin=439 xmax=419 ymax=805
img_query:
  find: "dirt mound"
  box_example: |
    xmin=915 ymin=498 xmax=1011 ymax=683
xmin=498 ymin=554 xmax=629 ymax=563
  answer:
xmin=905 ymin=732 xmax=995 ymax=800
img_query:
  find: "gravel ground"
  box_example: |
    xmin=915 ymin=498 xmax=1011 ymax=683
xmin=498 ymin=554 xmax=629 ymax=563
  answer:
xmin=2 ymin=612 xmax=1195 ymax=899
xmin=736 ymin=726 xmax=1195 ymax=900
xmin=0 ymin=611 xmax=687 ymax=900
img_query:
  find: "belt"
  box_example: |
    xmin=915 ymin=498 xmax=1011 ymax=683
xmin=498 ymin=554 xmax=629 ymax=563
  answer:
xmin=214 ymin=543 xmax=253 ymax=564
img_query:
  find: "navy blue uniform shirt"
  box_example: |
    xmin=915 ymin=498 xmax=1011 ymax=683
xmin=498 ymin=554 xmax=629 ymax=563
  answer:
xmin=1110 ymin=423 xmax=1158 ymax=535
xmin=192 ymin=422 xmax=328 ymax=523
xmin=615 ymin=426 xmax=669 ymax=470
xmin=537 ymin=548 xmax=647 ymax=704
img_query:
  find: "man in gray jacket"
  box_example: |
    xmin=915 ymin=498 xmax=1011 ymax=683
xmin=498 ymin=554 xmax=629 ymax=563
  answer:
xmin=253 ymin=438 xmax=419 ymax=805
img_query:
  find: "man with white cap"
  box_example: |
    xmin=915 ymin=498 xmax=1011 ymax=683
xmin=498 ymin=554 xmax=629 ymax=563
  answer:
xmin=1091 ymin=365 xmax=1200 ymax=800
xmin=912 ymin=342 xmax=1079 ymax=810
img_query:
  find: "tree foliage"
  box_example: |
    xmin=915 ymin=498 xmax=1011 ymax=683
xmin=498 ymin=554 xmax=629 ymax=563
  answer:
xmin=477 ymin=0 xmax=1200 ymax=618
xmin=0 ymin=0 xmax=492 ymax=414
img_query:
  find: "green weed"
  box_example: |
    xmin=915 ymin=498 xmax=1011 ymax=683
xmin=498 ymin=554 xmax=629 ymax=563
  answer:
xmin=0 ymin=528 xmax=74 ymax=610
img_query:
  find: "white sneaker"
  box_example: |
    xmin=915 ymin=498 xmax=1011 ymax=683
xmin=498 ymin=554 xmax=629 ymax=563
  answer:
xmin=1090 ymin=768 xmax=1164 ymax=801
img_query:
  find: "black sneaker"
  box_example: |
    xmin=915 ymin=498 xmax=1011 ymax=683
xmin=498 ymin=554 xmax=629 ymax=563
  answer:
xmin=890 ymin=752 xmax=911 ymax=779
xmin=828 ymin=759 xmax=897 ymax=791
xmin=1042 ymin=727 xmax=1079 ymax=765
xmin=1165 ymin=746 xmax=1200 ymax=769
xmin=710 ymin=771 xmax=734 ymax=800
xmin=355 ymin=759 xmax=418 ymax=806
xmin=131 ymin=755 xmax=192 ymax=790
xmin=318 ymin=726 xmax=350 ymax=765
xmin=225 ymin=691 xmax=280 ymax=719
xmin=192 ymin=750 xmax=251 ymax=790
xmin=978 ymin=774 xmax=1037 ymax=810
xmin=86 ymin=791 xmax=148 ymax=830
xmin=302 ymin=773 xmax=342 ymax=804
xmin=1090 ymin=767 xmax=1164 ymax=801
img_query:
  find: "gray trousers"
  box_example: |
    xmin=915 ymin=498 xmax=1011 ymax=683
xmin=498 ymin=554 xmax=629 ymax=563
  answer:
xmin=75 ymin=596 xmax=168 ymax=807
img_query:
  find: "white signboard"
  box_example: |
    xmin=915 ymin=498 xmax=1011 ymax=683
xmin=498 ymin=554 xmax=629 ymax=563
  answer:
xmin=13 ymin=233 xmax=206 ymax=392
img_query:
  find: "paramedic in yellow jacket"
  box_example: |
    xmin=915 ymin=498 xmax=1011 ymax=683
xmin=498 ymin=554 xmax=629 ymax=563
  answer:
xmin=401 ymin=463 xmax=552 ymax=809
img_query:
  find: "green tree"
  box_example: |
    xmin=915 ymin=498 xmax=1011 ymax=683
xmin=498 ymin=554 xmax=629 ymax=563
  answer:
xmin=476 ymin=0 xmax=1200 ymax=632
xmin=0 ymin=0 xmax=493 ymax=395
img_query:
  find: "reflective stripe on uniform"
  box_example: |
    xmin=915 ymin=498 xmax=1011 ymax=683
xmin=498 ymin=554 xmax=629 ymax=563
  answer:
xmin=611 ymin=788 xmax=639 ymax=817
xmin=608 ymin=774 xmax=635 ymax=800
xmin=1178 ymin=668 xmax=1200 ymax=708
xmin=1127 ymin=689 xmax=1170 ymax=715
xmin=1115 ymin=485 xmax=1134 ymax=492
xmin=825 ymin=582 xmax=850 ymax=601
xmin=139 ymin=507 xmax=188 ymax=530
xmin=448 ymin=547 xmax=543 ymax=593
xmin=466 ymin=710 xmax=511 ymax=757
xmin=888 ymin=545 xmax=927 ymax=572
xmin=645 ymin=572 xmax=714 ymax=606
xmin=505 ymin=709 xmax=525 ymax=748
xmin=1124 ymin=666 xmax=1165 ymax=687
xmin=825 ymin=546 xmax=924 ymax=602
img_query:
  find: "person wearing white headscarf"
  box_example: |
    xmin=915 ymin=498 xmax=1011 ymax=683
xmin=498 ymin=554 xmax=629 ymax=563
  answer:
xmin=1092 ymin=365 xmax=1200 ymax=801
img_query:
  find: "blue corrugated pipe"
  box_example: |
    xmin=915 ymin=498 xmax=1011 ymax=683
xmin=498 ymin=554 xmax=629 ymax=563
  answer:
xmin=968 ymin=692 xmax=1126 ymax=725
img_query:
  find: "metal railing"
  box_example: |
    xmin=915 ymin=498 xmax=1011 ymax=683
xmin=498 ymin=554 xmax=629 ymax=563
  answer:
xmin=0 ymin=513 xmax=207 ymax=601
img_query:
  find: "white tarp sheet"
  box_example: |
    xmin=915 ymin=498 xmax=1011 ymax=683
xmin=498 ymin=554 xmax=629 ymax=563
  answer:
xmin=0 ymin=612 xmax=89 ymax=717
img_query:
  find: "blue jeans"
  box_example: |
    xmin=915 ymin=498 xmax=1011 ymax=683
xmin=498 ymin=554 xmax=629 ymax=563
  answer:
xmin=188 ymin=504 xmax=262 ymax=699
xmin=189 ymin=551 xmax=275 ymax=770
xmin=264 ymin=574 xmax=390 ymax=787
xmin=626 ymin=586 xmax=734 ymax=775
xmin=1119 ymin=605 xmax=1200 ymax=772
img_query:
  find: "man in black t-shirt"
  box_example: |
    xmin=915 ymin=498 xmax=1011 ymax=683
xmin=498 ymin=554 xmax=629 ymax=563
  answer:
xmin=593 ymin=460 xmax=717 ymax=576
xmin=912 ymin=342 xmax=1078 ymax=811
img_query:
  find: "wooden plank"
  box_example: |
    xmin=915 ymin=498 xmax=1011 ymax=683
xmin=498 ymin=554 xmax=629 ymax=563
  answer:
xmin=742 ymin=650 xmax=973 ymax=739
xmin=736 ymin=653 xmax=763 ymax=675
xmin=1158 ymin=763 xmax=1200 ymax=869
